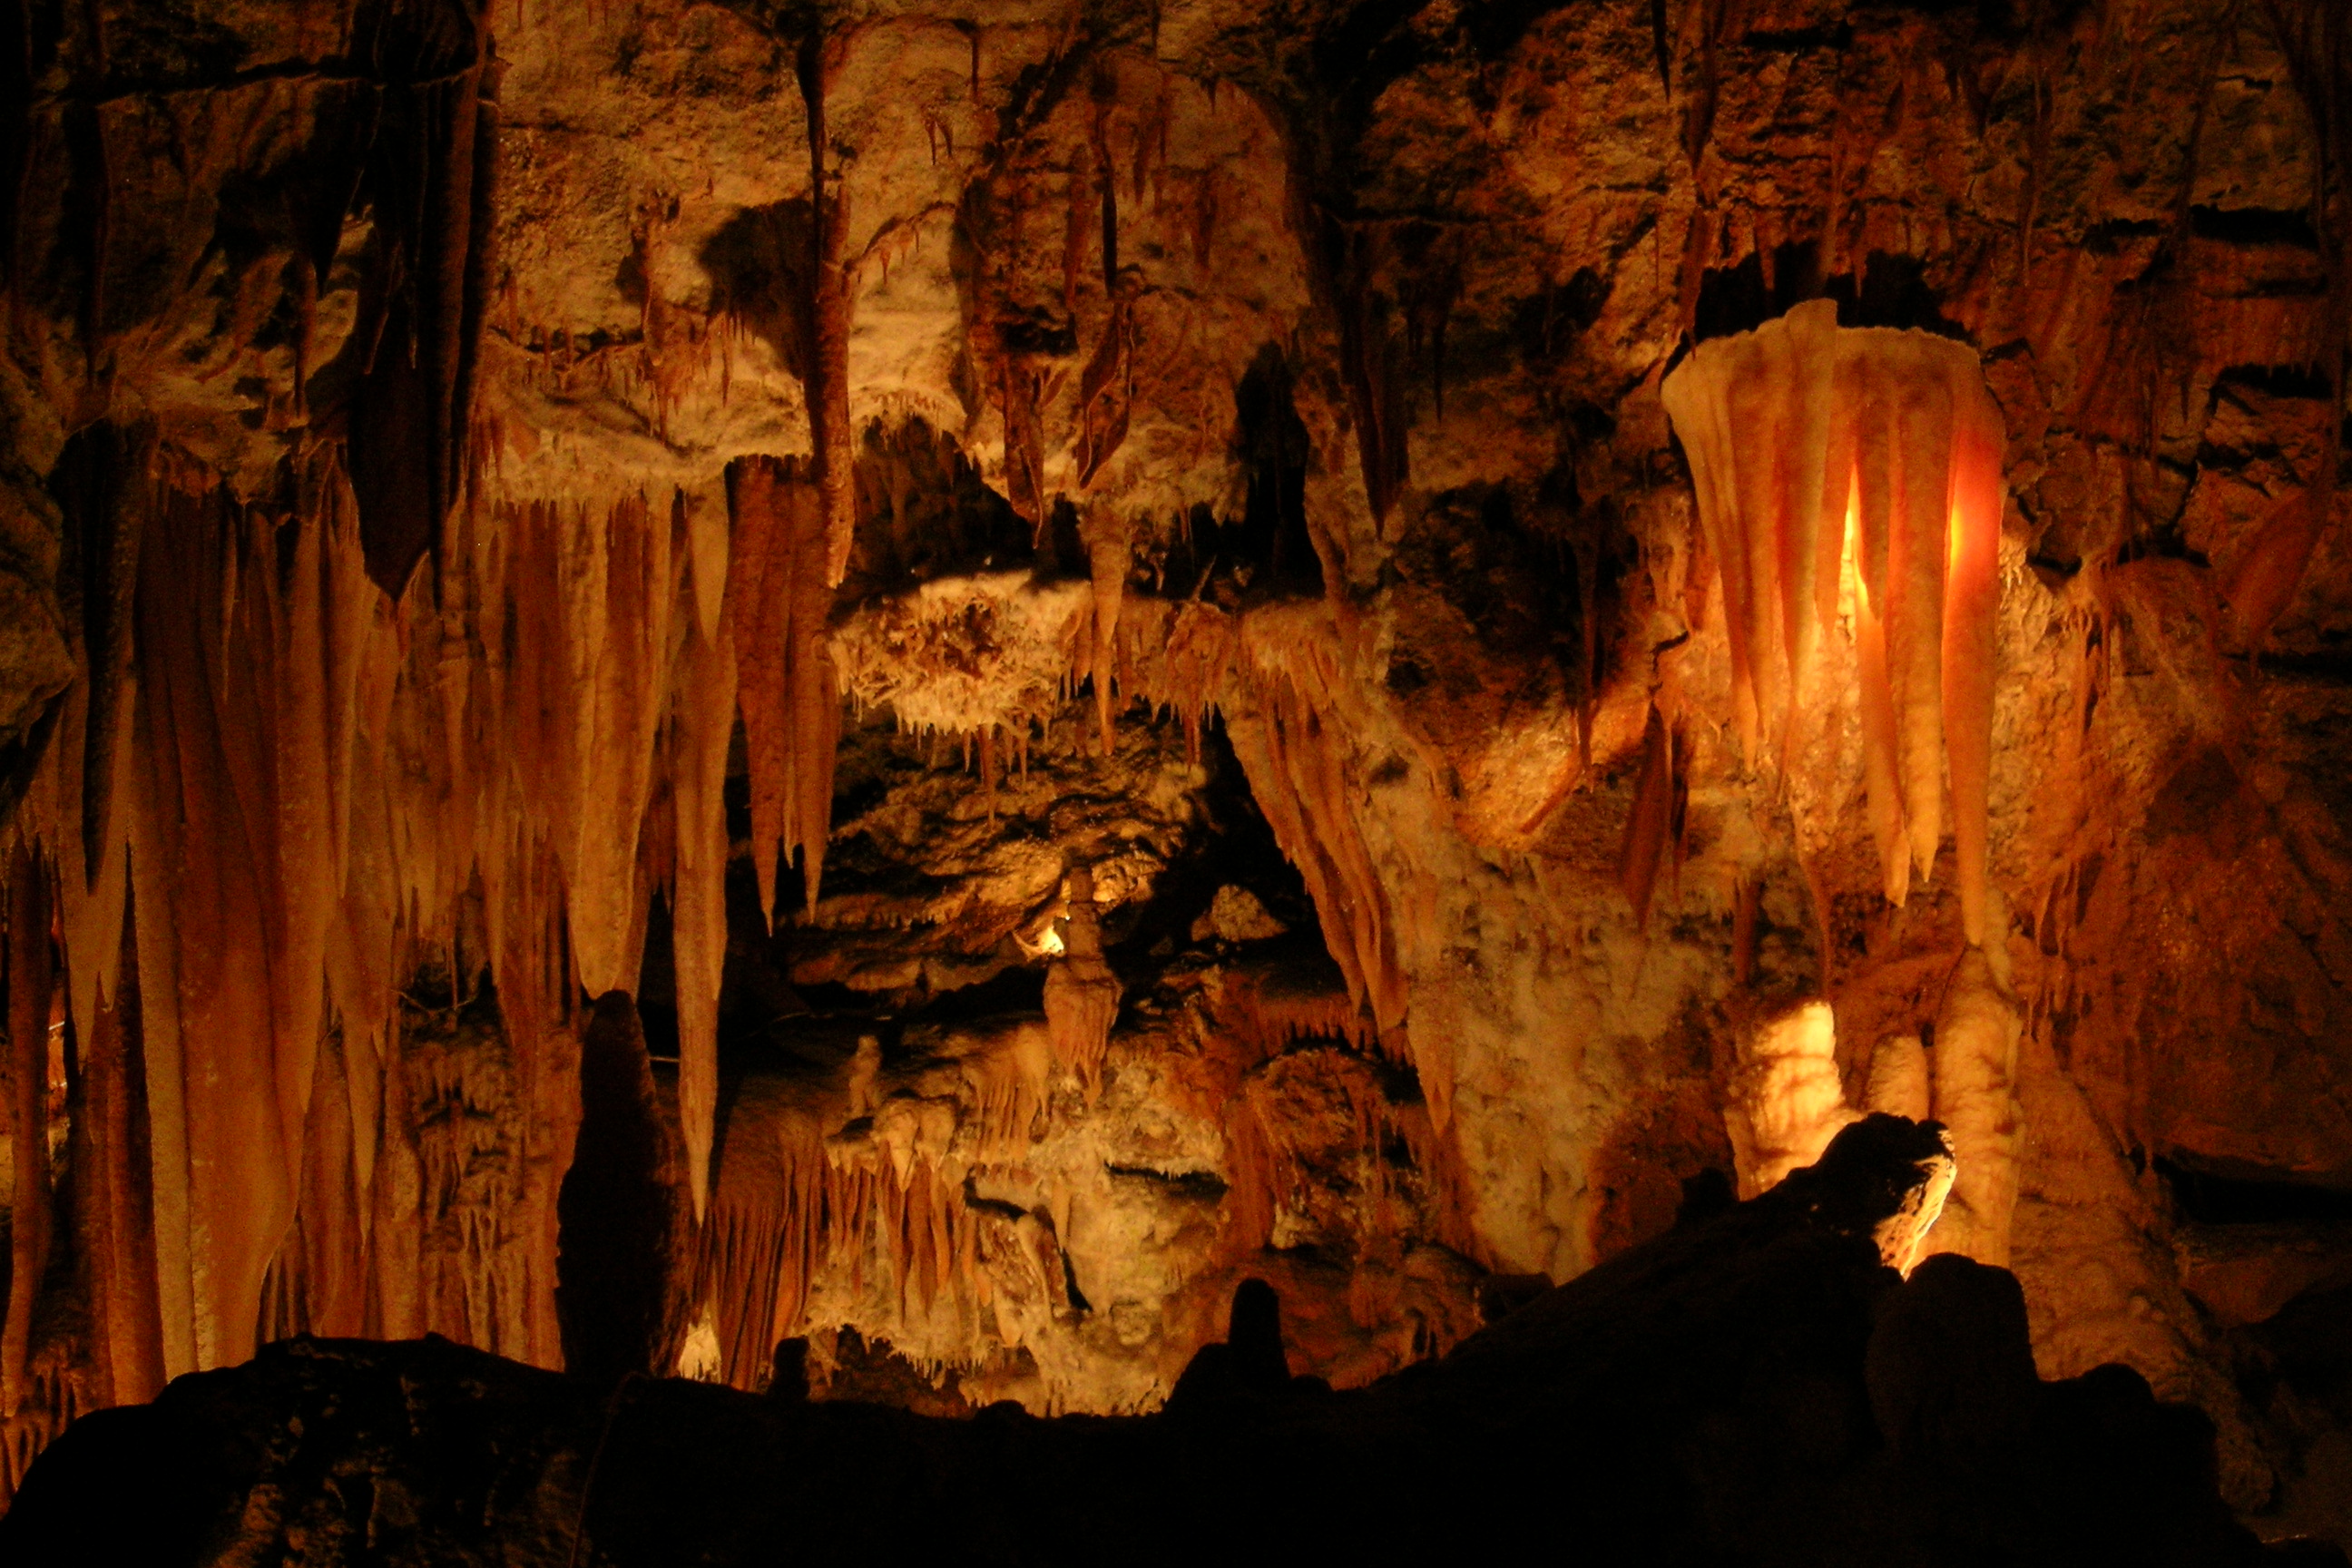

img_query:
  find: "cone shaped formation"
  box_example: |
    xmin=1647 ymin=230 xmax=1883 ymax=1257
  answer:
xmin=1661 ymin=302 xmax=2006 ymax=946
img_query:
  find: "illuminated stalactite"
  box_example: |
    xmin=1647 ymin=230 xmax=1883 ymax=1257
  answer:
xmin=693 ymin=1045 xmax=1049 ymax=1395
xmin=0 ymin=439 xmax=769 ymax=1449
xmin=554 ymin=490 xmax=674 ymax=1002
xmin=1661 ymin=301 xmax=2007 ymax=946
xmin=126 ymin=482 xmax=318 ymax=1369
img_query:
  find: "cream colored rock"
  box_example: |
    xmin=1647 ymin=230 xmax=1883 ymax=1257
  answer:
xmin=1863 ymin=1036 xmax=1934 ymax=1124
xmin=1726 ymin=1002 xmax=1862 ymax=1201
xmin=1919 ymin=949 xmax=2024 ymax=1269
xmin=1193 ymin=886 xmax=1287 ymax=945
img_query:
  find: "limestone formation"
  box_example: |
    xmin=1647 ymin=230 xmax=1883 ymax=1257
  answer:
xmin=0 ymin=0 xmax=2347 ymax=1548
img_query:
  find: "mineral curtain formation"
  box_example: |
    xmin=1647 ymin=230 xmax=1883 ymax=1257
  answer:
xmin=1661 ymin=302 xmax=2007 ymax=947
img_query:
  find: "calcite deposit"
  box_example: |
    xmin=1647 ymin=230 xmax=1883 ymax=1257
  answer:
xmin=1 ymin=0 xmax=2350 ymax=1553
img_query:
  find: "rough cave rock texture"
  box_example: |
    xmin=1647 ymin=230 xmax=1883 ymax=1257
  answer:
xmin=1 ymin=0 xmax=2350 ymax=1548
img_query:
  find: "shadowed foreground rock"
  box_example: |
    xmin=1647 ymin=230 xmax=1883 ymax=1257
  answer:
xmin=0 ymin=1118 xmax=2308 ymax=1566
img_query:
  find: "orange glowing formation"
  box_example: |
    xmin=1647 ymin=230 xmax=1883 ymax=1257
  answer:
xmin=1661 ymin=300 xmax=2007 ymax=947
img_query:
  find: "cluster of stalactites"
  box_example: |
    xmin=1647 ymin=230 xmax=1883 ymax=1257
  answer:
xmin=0 ymin=456 xmax=593 ymax=1449
xmin=0 ymin=427 xmax=858 ymax=1434
xmin=691 ymin=1018 xmax=1080 ymax=1396
xmin=1661 ymin=300 xmax=2006 ymax=946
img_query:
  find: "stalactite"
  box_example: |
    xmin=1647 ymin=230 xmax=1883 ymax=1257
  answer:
xmin=0 ymin=405 xmax=659 ymax=1475
xmin=1073 ymin=280 xmax=1138 ymax=489
xmin=73 ymin=891 xmax=162 ymax=1411
xmin=64 ymin=424 xmax=143 ymax=893
xmin=1618 ymin=704 xmax=1675 ymax=932
xmin=671 ymin=609 xmax=736 ymax=1224
xmin=1229 ymin=614 xmax=1408 ymax=1034
xmin=1217 ymin=964 xmax=1383 ymax=1062
xmin=1943 ymin=377 xmax=2005 ymax=946
xmin=798 ymin=35 xmax=858 ymax=590
xmin=1886 ymin=338 xmax=1953 ymax=887
xmin=128 ymin=482 xmax=298 ymax=1369
xmin=1661 ymin=303 xmax=2007 ymax=942
xmin=725 ymin=456 xmax=840 ymax=919
xmin=347 ymin=32 xmax=498 ymax=599
xmin=562 ymin=492 xmax=675 ymax=999
xmin=1156 ymin=602 xmax=1237 ymax=764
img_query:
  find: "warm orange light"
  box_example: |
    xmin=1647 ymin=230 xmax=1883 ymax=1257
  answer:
xmin=1661 ymin=309 xmax=2006 ymax=944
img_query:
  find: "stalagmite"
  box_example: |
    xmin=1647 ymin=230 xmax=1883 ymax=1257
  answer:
xmin=1917 ymin=947 xmax=2023 ymax=1269
xmin=1724 ymin=1001 xmax=1859 ymax=1200
xmin=1661 ymin=307 xmax=2006 ymax=938
xmin=1043 ymin=867 xmax=1120 ymax=1097
xmin=1861 ymin=1035 xmax=1932 ymax=1123
xmin=1080 ymin=507 xmax=1132 ymax=757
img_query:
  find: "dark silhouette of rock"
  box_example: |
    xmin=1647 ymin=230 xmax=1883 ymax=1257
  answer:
xmin=1867 ymin=1252 xmax=2040 ymax=1462
xmin=0 ymin=1118 xmax=2288 ymax=1566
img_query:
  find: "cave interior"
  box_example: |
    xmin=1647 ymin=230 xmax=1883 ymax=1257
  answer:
xmin=0 ymin=0 xmax=2350 ymax=1561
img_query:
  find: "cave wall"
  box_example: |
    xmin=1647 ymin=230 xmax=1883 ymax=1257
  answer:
xmin=0 ymin=0 xmax=2347 ymax=1524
